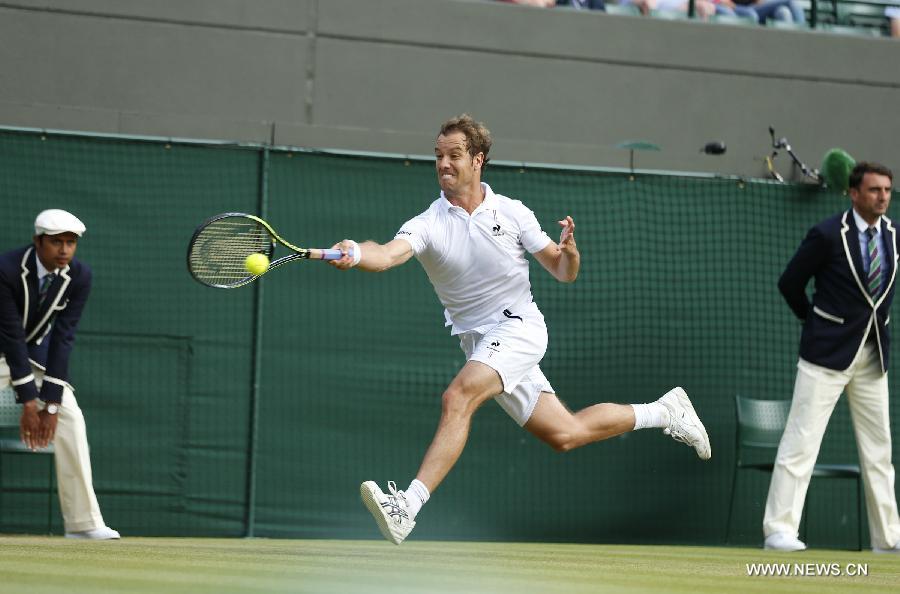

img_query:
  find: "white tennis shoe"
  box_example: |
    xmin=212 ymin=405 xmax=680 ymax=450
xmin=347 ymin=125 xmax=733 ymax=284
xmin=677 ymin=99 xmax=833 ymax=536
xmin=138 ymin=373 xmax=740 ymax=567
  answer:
xmin=360 ymin=480 xmax=415 ymax=545
xmin=65 ymin=526 xmax=120 ymax=540
xmin=873 ymin=541 xmax=900 ymax=554
xmin=659 ymin=387 xmax=711 ymax=460
xmin=764 ymin=532 xmax=807 ymax=552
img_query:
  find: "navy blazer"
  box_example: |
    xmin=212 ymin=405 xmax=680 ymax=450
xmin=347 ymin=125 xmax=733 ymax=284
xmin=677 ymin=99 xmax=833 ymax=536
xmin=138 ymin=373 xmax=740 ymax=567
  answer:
xmin=779 ymin=210 xmax=897 ymax=372
xmin=0 ymin=245 xmax=92 ymax=403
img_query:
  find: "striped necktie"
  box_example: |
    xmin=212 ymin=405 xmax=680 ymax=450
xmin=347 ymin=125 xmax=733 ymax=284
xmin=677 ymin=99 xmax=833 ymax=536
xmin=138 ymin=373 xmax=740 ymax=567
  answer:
xmin=39 ymin=274 xmax=55 ymax=305
xmin=866 ymin=227 xmax=882 ymax=297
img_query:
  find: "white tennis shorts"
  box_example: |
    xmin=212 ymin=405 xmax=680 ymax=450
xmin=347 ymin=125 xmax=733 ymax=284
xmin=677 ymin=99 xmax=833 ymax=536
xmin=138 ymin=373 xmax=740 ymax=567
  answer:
xmin=457 ymin=304 xmax=554 ymax=426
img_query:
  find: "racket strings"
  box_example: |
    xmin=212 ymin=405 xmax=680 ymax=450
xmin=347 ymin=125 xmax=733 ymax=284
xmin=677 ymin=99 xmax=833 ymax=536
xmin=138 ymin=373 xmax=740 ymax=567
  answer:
xmin=189 ymin=218 xmax=272 ymax=286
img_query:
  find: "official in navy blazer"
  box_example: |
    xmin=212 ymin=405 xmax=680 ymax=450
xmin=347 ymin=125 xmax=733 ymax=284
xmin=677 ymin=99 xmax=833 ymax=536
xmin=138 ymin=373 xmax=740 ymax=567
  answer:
xmin=763 ymin=162 xmax=900 ymax=553
xmin=0 ymin=209 xmax=119 ymax=539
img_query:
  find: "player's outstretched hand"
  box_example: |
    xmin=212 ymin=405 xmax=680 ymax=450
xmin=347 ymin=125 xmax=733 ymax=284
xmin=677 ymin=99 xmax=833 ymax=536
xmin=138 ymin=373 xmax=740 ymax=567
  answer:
xmin=329 ymin=239 xmax=357 ymax=270
xmin=558 ymin=216 xmax=576 ymax=253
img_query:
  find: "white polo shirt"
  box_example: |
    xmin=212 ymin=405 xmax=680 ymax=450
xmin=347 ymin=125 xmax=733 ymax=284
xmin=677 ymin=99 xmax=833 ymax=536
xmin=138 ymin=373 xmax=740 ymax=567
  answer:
xmin=395 ymin=182 xmax=552 ymax=335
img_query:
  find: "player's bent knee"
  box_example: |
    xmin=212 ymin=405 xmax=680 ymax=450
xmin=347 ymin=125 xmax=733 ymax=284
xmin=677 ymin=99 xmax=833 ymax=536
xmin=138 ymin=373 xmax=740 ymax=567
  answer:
xmin=440 ymin=387 xmax=478 ymax=418
xmin=543 ymin=432 xmax=581 ymax=453
xmin=557 ymin=439 xmax=584 ymax=453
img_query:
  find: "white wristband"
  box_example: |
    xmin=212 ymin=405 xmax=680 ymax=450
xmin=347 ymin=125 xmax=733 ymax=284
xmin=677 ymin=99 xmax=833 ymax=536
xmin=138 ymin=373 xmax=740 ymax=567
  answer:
xmin=347 ymin=240 xmax=362 ymax=267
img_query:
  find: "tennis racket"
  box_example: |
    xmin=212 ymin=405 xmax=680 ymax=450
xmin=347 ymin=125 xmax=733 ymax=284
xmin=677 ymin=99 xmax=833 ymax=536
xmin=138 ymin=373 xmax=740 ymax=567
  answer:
xmin=186 ymin=212 xmax=352 ymax=288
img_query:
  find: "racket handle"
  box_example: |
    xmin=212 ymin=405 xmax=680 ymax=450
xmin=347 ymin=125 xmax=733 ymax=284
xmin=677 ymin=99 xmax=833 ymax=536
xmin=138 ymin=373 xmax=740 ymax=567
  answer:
xmin=317 ymin=248 xmax=353 ymax=261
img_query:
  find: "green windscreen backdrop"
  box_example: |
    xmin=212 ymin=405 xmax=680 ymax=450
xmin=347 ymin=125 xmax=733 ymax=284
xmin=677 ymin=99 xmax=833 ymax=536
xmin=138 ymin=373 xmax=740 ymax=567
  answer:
xmin=0 ymin=128 xmax=896 ymax=549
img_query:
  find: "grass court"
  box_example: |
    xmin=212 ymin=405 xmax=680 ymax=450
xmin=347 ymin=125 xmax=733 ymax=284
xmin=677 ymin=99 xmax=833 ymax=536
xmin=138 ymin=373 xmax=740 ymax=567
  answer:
xmin=2 ymin=536 xmax=899 ymax=593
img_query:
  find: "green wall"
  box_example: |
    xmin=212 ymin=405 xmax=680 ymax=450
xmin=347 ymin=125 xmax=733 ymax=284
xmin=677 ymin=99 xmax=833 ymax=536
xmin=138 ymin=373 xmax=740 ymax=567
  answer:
xmin=1 ymin=129 xmax=893 ymax=549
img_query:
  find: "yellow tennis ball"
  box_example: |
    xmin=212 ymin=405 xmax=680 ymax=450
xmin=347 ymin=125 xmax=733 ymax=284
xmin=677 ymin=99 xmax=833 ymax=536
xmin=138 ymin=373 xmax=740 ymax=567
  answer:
xmin=245 ymin=253 xmax=269 ymax=276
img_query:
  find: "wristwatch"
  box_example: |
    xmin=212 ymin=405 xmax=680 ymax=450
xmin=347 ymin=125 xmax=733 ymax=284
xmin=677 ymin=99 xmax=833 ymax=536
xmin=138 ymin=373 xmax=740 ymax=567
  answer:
xmin=45 ymin=403 xmax=59 ymax=415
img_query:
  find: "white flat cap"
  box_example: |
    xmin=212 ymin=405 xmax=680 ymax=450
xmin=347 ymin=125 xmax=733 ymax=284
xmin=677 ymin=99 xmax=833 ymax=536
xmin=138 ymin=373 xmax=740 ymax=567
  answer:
xmin=34 ymin=209 xmax=87 ymax=237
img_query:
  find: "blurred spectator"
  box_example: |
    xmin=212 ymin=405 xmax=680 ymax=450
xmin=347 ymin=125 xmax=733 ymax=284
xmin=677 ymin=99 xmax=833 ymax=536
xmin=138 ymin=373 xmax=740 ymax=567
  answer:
xmin=558 ymin=0 xmax=606 ymax=9
xmin=727 ymin=0 xmax=805 ymax=25
xmin=619 ymin=0 xmax=804 ymax=22
xmin=887 ymin=6 xmax=900 ymax=37
xmin=497 ymin=0 xmax=557 ymax=6
xmin=620 ymin=0 xmax=718 ymax=19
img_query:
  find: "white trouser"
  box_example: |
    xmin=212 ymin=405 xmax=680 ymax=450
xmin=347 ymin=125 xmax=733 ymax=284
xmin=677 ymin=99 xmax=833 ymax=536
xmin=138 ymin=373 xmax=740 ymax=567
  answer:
xmin=763 ymin=344 xmax=900 ymax=548
xmin=0 ymin=360 xmax=105 ymax=533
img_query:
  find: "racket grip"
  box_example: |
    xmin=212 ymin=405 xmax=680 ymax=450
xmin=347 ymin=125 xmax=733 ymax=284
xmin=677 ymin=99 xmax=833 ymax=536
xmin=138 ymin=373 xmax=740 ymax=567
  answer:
xmin=319 ymin=248 xmax=356 ymax=261
xmin=316 ymin=243 xmax=358 ymax=265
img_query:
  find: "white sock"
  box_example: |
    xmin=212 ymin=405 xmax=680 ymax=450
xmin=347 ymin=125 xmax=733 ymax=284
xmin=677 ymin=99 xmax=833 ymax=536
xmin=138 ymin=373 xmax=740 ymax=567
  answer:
xmin=631 ymin=402 xmax=670 ymax=430
xmin=405 ymin=479 xmax=430 ymax=519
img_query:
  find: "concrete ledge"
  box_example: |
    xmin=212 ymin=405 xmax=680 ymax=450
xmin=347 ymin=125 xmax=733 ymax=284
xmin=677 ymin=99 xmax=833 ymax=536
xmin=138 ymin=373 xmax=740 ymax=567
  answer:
xmin=1 ymin=0 xmax=898 ymax=177
xmin=0 ymin=0 xmax=314 ymax=32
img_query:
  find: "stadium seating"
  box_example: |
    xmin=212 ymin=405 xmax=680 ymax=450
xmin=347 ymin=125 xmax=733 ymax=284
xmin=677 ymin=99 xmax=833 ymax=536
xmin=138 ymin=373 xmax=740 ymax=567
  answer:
xmin=600 ymin=0 xmax=897 ymax=36
xmin=838 ymin=0 xmax=894 ymax=34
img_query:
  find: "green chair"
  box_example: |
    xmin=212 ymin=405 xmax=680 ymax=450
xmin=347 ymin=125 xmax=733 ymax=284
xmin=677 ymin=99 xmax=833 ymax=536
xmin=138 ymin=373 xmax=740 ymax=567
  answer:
xmin=838 ymin=1 xmax=892 ymax=35
xmin=711 ymin=13 xmax=760 ymax=26
xmin=798 ymin=0 xmax=840 ymax=28
xmin=0 ymin=384 xmax=55 ymax=534
xmin=726 ymin=394 xmax=863 ymax=550
xmin=818 ymin=22 xmax=885 ymax=35
xmin=605 ymin=3 xmax=642 ymax=17
xmin=649 ymin=9 xmax=689 ymax=20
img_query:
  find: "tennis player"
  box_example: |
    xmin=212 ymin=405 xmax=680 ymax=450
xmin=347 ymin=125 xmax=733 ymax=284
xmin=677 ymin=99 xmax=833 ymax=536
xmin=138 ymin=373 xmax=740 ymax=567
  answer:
xmin=329 ymin=114 xmax=711 ymax=545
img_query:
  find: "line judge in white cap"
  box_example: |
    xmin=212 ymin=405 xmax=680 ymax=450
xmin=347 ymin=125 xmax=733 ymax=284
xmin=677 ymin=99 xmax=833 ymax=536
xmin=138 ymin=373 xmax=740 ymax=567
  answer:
xmin=0 ymin=209 xmax=119 ymax=539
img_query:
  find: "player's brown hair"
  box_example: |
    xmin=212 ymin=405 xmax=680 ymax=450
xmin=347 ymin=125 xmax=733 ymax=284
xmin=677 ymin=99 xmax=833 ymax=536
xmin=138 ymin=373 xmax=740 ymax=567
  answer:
xmin=438 ymin=114 xmax=492 ymax=168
